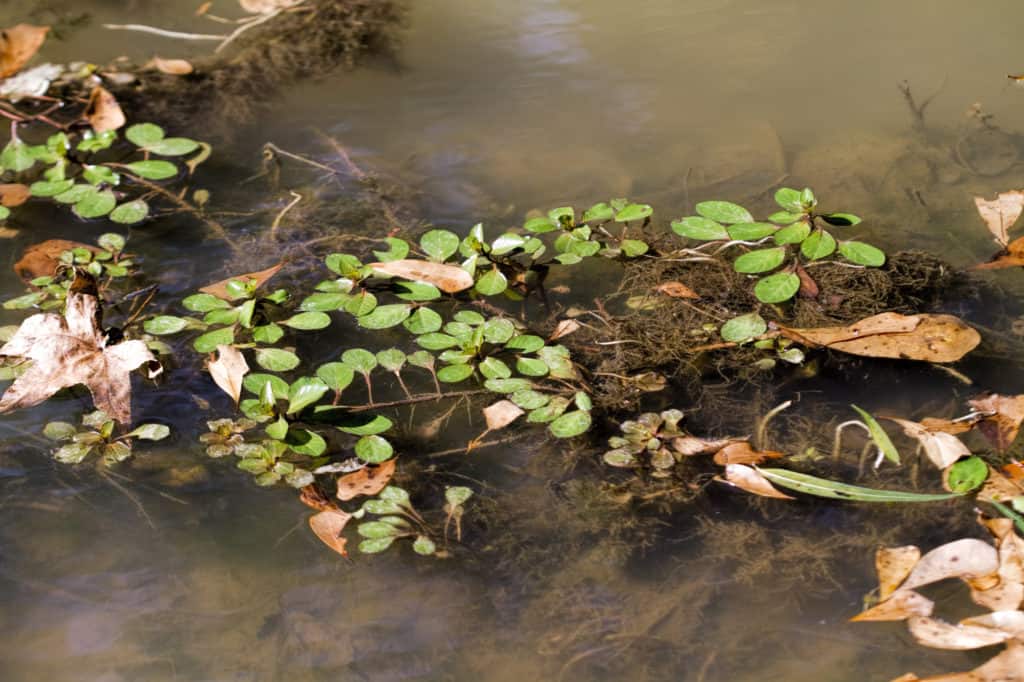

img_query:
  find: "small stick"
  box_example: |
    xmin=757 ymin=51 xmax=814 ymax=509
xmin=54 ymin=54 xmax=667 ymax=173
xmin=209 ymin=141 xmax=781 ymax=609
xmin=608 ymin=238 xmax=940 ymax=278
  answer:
xmin=215 ymin=6 xmax=289 ymax=54
xmin=338 ymin=390 xmax=492 ymax=413
xmin=270 ymin=190 xmax=302 ymax=239
xmin=103 ymin=23 xmax=227 ymax=40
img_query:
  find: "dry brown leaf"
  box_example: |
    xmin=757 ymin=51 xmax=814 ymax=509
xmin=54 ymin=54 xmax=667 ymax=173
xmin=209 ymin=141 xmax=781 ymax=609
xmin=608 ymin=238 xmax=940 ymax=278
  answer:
xmin=0 ymin=277 xmax=158 ymax=425
xmin=0 ymin=227 xmax=18 ymax=238
xmin=147 ymin=57 xmax=194 ymax=75
xmin=240 ymin=0 xmax=302 ymax=13
xmin=549 ymin=319 xmax=581 ymax=341
xmin=309 ymin=509 xmax=351 ymax=557
xmin=716 ymin=463 xmax=794 ymax=500
xmin=968 ymin=394 xmax=1024 ymax=452
xmin=783 ymin=313 xmax=981 ymax=364
xmin=0 ymin=25 xmax=49 ymax=78
xmin=850 ymin=590 xmax=934 ymax=622
xmin=884 ymin=417 xmax=972 ymax=469
xmin=877 ymin=545 xmax=922 ymax=600
xmin=900 ymin=539 xmax=1000 ymax=592
xmin=0 ymin=183 xmax=30 ymax=207
xmin=919 ymin=417 xmax=977 ymax=435
xmin=975 ymin=191 xmax=1024 ymax=247
xmin=195 ymin=1 xmax=213 ymax=15
xmin=977 ymin=467 xmax=1024 ymax=505
xmin=370 ymin=259 xmax=474 ymax=294
xmin=654 ymin=281 xmax=699 ymax=299
xmin=483 ymin=399 xmax=524 ymax=431
xmin=199 ymin=262 xmax=283 ymax=300
xmin=961 ymin=611 xmax=1024 ymax=638
xmin=672 ymin=435 xmax=741 ymax=457
xmin=85 ymin=86 xmax=126 ymax=133
xmin=299 ymin=484 xmax=335 ymax=511
xmin=972 ymin=517 xmax=1024 ymax=611
xmin=796 ymin=264 xmax=819 ymax=299
xmin=892 ymin=640 xmax=1024 ymax=681
xmin=712 ymin=441 xmax=782 ymax=465
xmin=13 ymin=239 xmax=101 ymax=281
xmin=207 ymin=344 xmax=248 ymax=405
xmin=335 ymin=459 xmax=396 ymax=502
xmin=907 ymin=615 xmax=1012 ymax=650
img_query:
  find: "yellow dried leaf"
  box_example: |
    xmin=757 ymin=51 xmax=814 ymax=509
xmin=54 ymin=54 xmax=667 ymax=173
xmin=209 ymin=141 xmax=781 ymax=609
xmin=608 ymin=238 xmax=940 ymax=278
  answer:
xmin=884 ymin=417 xmax=971 ymax=469
xmin=207 ymin=344 xmax=248 ymax=405
xmin=370 ymin=259 xmax=474 ymax=294
xmin=309 ymin=509 xmax=351 ymax=557
xmin=877 ymin=545 xmax=922 ymax=599
xmin=0 ymin=24 xmax=48 ymax=78
xmin=482 ymin=399 xmax=524 ymax=431
xmin=335 ymin=459 xmax=395 ymax=502
xmin=85 ymin=86 xmax=125 ymax=133
xmin=851 ymin=590 xmax=934 ymax=622
xmin=717 ymin=463 xmax=794 ymax=500
xmin=199 ymin=262 xmax=283 ymax=300
xmin=901 ymin=539 xmax=999 ymax=592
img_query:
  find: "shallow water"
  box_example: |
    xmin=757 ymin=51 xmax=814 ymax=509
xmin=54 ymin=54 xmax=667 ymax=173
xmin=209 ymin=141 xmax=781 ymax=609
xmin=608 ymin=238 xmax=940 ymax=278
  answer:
xmin=2 ymin=1 xmax=1024 ymax=680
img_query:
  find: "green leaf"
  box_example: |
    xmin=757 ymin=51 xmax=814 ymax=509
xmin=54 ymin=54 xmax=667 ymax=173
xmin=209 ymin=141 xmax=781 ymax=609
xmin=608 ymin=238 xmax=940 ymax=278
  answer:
xmin=376 ymin=348 xmax=407 ymax=372
xmin=144 ymin=315 xmax=188 ymax=335
xmin=30 ymin=179 xmax=74 ymax=197
xmin=287 ymin=377 xmax=329 ymax=414
xmin=720 ymin=313 xmax=767 ymax=343
xmin=759 ymin=468 xmax=960 ymax=502
xmin=490 ymin=233 xmax=526 ymax=255
xmin=727 ymin=223 xmax=777 ymax=241
xmin=438 ymin=363 xmax=475 ymax=383
xmin=575 ymin=392 xmax=593 ymax=411
xmin=355 ymin=435 xmax=394 ymax=463
xmin=125 ymin=123 xmax=165 ymax=147
xmin=620 ymin=239 xmax=649 ymax=257
xmin=505 ymin=334 xmax=545 ymax=353
xmin=359 ymin=536 xmax=397 ymax=553
xmin=404 ymin=307 xmax=443 ymax=335
xmin=316 ymin=362 xmax=354 ymax=393
xmin=800 ymin=230 xmax=837 ymax=260
xmin=82 ymin=164 xmax=120 ymax=186
xmin=358 ymin=304 xmax=412 ymax=330
xmin=125 ymin=160 xmax=178 ymax=180
xmin=253 ymin=323 xmax=284 ymax=344
xmin=446 ymin=486 xmax=474 ymax=506
xmin=54 ymin=442 xmax=94 ymax=464
xmin=479 ymin=357 xmax=511 ymax=379
xmin=417 ymin=332 xmax=459 ymax=350
xmin=773 ymin=188 xmax=803 ymax=212
xmin=126 ymin=423 xmax=170 ymax=440
xmin=300 ymin=292 xmax=349 ymax=312
xmin=281 ymin=311 xmax=332 ymax=330
xmin=475 ymin=267 xmax=507 ymax=296
xmin=373 ymin=237 xmax=409 ymax=262
xmin=515 ymin=357 xmax=549 ymax=376
xmin=193 ymin=326 xmax=235 ymax=353
xmin=3 ymin=292 xmax=45 ymax=310
xmin=482 ymin=318 xmax=516 ymax=344
xmin=851 ymin=405 xmax=900 ymax=465
xmin=43 ymin=421 xmax=77 ymax=441
xmin=1 ymin=139 xmax=35 ymax=172
xmin=73 ymin=189 xmax=117 ymax=219
xmin=549 ymin=410 xmax=592 ymax=438
xmin=146 ymin=138 xmax=200 ymax=156
xmin=266 ymin=415 xmax=289 ymax=440
xmin=243 ymin=373 xmax=289 ymax=400
xmin=582 ymin=202 xmax=614 ymax=222
xmin=754 ymin=272 xmax=800 ymax=304
xmin=109 ymin=200 xmax=150 ymax=224
xmin=338 ymin=414 xmax=393 ymax=436
xmin=204 ymin=308 xmax=239 ymax=326
xmin=255 ymin=348 xmax=301 ymax=372
xmin=768 ymin=211 xmax=804 ymax=225
xmin=342 ymin=348 xmax=378 ymax=374
xmin=527 ymin=396 xmax=570 ymax=423
xmin=407 ymin=351 xmax=435 ymax=370
xmin=395 ymin=281 xmax=441 ymax=301
xmin=839 ymin=241 xmax=886 ymax=267
xmin=695 ymin=201 xmax=753 ymax=224
xmin=733 ymin=247 xmax=786 ymax=274
xmin=485 ymin=378 xmax=533 ymax=394
xmin=614 ymin=203 xmax=652 ymax=222
xmin=821 ymin=212 xmax=861 ymax=227
xmin=800 ymin=188 xmax=817 ymax=210
xmin=773 ymin=221 xmax=811 ymax=245
xmin=420 ymin=229 xmax=460 ymax=262
xmin=343 ymin=291 xmax=377 ymax=317
xmin=359 ymin=520 xmax=403 ymax=538
xmin=413 ymin=535 xmax=436 ymax=555
xmin=325 ymin=253 xmax=362 ymax=277
xmin=184 ymin=293 xmax=231 ymax=312
xmin=524 ymin=216 xmax=559 ymax=233
xmin=946 ymin=456 xmax=988 ymax=493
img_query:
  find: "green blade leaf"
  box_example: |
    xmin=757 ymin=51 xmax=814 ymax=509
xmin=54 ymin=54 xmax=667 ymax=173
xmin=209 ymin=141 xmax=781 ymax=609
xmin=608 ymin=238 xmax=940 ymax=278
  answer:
xmin=759 ymin=468 xmax=961 ymax=502
xmin=851 ymin=405 xmax=901 ymax=464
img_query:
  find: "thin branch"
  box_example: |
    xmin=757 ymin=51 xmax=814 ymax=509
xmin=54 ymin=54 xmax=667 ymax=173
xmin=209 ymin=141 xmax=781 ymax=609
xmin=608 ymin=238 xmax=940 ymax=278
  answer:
xmin=338 ymin=390 xmax=492 ymax=413
xmin=270 ymin=190 xmax=303 ymax=239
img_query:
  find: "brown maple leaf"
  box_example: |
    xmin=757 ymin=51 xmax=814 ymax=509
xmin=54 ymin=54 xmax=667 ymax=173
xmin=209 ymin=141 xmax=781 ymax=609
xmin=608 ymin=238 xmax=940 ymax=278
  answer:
xmin=0 ymin=275 xmax=159 ymax=424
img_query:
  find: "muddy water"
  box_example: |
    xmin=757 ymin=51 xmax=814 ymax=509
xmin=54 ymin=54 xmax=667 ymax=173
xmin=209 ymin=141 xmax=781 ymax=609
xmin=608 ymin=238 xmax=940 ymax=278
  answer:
xmin=2 ymin=0 xmax=1024 ymax=680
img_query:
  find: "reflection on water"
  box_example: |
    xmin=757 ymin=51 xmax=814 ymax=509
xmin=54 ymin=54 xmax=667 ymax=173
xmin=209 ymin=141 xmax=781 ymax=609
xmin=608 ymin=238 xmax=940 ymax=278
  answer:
xmin=3 ymin=0 xmax=1024 ymax=679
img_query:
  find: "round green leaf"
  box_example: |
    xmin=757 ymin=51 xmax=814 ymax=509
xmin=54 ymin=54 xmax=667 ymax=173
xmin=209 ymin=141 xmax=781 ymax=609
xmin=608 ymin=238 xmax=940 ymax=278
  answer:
xmin=282 ymin=311 xmax=332 ymax=330
xmin=801 ymin=230 xmax=837 ymax=260
xmin=479 ymin=357 xmax=511 ymax=379
xmin=420 ymin=229 xmax=460 ymax=262
xmin=300 ymin=292 xmax=349 ymax=312
xmin=43 ymin=421 xmax=77 ymax=441
xmin=620 ymin=239 xmax=649 ymax=257
xmin=482 ymin=318 xmax=516 ymax=344
xmin=475 ymin=267 xmax=508 ymax=296
xmin=358 ymin=304 xmax=412 ymax=330
xmin=727 ymin=223 xmax=777 ymax=241
xmin=316 ymin=362 xmax=354 ymax=393
xmin=695 ymin=201 xmax=753 ymax=224
xmin=515 ymin=357 xmax=549 ymax=376
xmin=184 ymin=293 xmax=231 ymax=312
xmin=243 ymin=373 xmax=289 ymax=400
xmin=946 ymin=456 xmax=988 ymax=494
xmin=839 ymin=241 xmax=886 ymax=267
xmin=144 ymin=315 xmax=187 ymax=335
xmin=774 ymin=188 xmax=803 ymax=212
xmin=412 ymin=535 xmax=436 ymax=555
xmin=524 ymin=216 xmax=559 ymax=233
xmin=671 ymin=216 xmax=728 ymax=241
xmin=253 ymin=323 xmax=284 ymax=344
xmin=359 ymin=537 xmax=396 ymax=554
xmin=404 ymin=307 xmax=443 ymax=335
xmin=193 ymin=326 xmax=235 ymax=353
xmin=505 ymin=334 xmax=545 ymax=353
xmin=73 ymin=189 xmax=116 ymax=219
xmin=106 ymin=199 xmax=146 ymax=224
xmin=125 ymin=160 xmax=178 ymax=180
xmin=373 ymin=237 xmax=410 ymax=262
xmin=733 ymin=247 xmax=786 ymax=274
xmin=549 ymin=410 xmax=592 ymax=438
xmin=720 ymin=313 xmax=767 ymax=343
xmin=438 ymin=363 xmax=475 ymax=383
xmin=126 ymin=123 xmax=165 ymax=147
xmin=773 ymin=221 xmax=811 ymax=245
xmin=376 ymin=348 xmax=407 ymax=372
xmin=342 ymin=348 xmax=377 ymax=374
xmin=821 ymin=212 xmax=862 ymax=227
xmin=287 ymin=377 xmax=329 ymax=414
xmin=338 ymin=414 xmax=393 ymax=436
xmin=30 ymin=179 xmax=74 ymax=197
xmin=754 ymin=272 xmax=800 ymax=304
xmin=255 ymin=348 xmax=301 ymax=372
xmin=614 ymin=203 xmax=653 ymax=222
xmin=146 ymin=138 xmax=200 ymax=156
xmin=355 ymin=435 xmax=394 ymax=463
xmin=343 ymin=291 xmax=377 ymax=317
xmin=126 ymin=423 xmax=170 ymax=441
xmin=417 ymin=332 xmax=459 ymax=350
xmin=484 ymin=378 xmax=533 ymax=394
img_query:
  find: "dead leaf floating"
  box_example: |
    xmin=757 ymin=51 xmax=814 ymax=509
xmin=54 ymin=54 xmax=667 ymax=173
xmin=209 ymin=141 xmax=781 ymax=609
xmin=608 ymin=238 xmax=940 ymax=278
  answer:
xmin=0 ymin=275 xmax=159 ymax=425
xmin=0 ymin=183 xmax=30 ymax=208
xmin=716 ymin=463 xmax=794 ymax=500
xmin=884 ymin=417 xmax=971 ymax=469
xmin=482 ymin=399 xmax=524 ymax=431
xmin=308 ymin=509 xmax=352 ymax=557
xmin=876 ymin=545 xmax=922 ymax=600
xmin=14 ymin=239 xmax=101 ymax=281
xmin=208 ymin=344 xmax=248 ymax=405
xmin=370 ymin=259 xmax=474 ymax=294
xmin=84 ymin=85 xmax=126 ymax=133
xmin=975 ymin=190 xmax=1024 ymax=247
xmin=336 ymin=459 xmax=396 ymax=501
xmin=0 ymin=24 xmax=49 ymax=78
xmin=968 ymin=394 xmax=1024 ymax=452
xmin=199 ymin=262 xmax=283 ymax=300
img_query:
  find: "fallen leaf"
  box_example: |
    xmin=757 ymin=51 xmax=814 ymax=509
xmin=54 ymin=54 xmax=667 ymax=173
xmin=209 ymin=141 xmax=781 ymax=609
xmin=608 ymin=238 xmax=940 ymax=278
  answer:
xmin=84 ymin=85 xmax=126 ymax=133
xmin=208 ymin=344 xmax=248 ymax=405
xmin=919 ymin=417 xmax=976 ymax=435
xmin=712 ymin=440 xmax=782 ymax=465
xmin=892 ymin=640 xmax=1024 ymax=681
xmin=655 ymin=281 xmax=699 ymax=299
xmin=716 ymin=463 xmax=794 ymax=499
xmin=1005 ymin=460 xmax=1024 ymax=482
xmin=370 ymin=259 xmax=474 ymax=294
xmin=974 ymin=234 xmax=1024 ymax=270
xmin=549 ymin=319 xmax=581 ymax=340
xmin=796 ymin=264 xmax=819 ymax=299
xmin=309 ymin=509 xmax=351 ymax=557
xmin=14 ymin=239 xmax=100 ymax=281
xmin=483 ymin=399 xmax=524 ymax=431
xmin=146 ymin=57 xmax=194 ymax=75
xmin=972 ymin=517 xmax=1024 ymax=611
xmin=672 ymin=435 xmax=741 ymax=457
xmin=961 ymin=611 xmax=1024 ymax=638
xmin=877 ymin=545 xmax=922 ymax=600
xmin=299 ymin=484 xmax=335 ymax=511
xmin=783 ymin=313 xmax=981 ymax=364
xmin=335 ymin=459 xmax=396 ymax=501
xmin=0 ymin=183 xmax=30 ymax=207
xmin=0 ymin=275 xmax=158 ymax=424
xmin=884 ymin=417 xmax=972 ymax=469
xmin=900 ymin=539 xmax=1000 ymax=592
xmin=0 ymin=25 xmax=49 ymax=78
xmin=968 ymin=394 xmax=1024 ymax=452
xmin=199 ymin=262 xmax=283 ymax=300
xmin=195 ymin=1 xmax=213 ymax=16
xmin=0 ymin=227 xmax=18 ymax=238
xmin=851 ymin=590 xmax=934 ymax=621
xmin=977 ymin=466 xmax=1024 ymax=505
xmin=907 ymin=615 xmax=1012 ymax=650
xmin=974 ymin=191 xmax=1024 ymax=247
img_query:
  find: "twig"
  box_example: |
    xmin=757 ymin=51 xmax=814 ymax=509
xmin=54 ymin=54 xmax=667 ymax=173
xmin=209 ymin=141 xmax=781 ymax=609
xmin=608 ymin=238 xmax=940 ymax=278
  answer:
xmin=103 ymin=23 xmax=227 ymax=40
xmin=427 ymin=432 xmax=533 ymax=458
xmin=270 ymin=191 xmax=302 ymax=239
xmin=340 ymin=390 xmax=492 ymax=413
xmin=214 ymin=7 xmax=285 ymax=54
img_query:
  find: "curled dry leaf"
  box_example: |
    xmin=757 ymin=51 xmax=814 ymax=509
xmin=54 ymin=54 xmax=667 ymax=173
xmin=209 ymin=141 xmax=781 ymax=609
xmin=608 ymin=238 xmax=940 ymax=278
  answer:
xmin=549 ymin=319 xmax=581 ymax=341
xmin=892 ymin=640 xmax=1024 ymax=682
xmin=0 ymin=277 xmax=159 ymax=425
xmin=199 ymin=262 xmax=283 ymax=300
xmin=884 ymin=417 xmax=971 ymax=469
xmin=370 ymin=259 xmax=474 ymax=294
xmin=299 ymin=484 xmax=335 ymax=511
xmin=974 ymin=235 xmax=1024 ymax=270
xmin=967 ymin=394 xmax=1024 ymax=452
xmin=85 ymin=86 xmax=126 ymax=133
xmin=977 ymin=466 xmax=1024 ymax=505
xmin=483 ymin=399 xmax=524 ymax=431
xmin=208 ymin=344 xmax=248 ymax=405
xmin=907 ymin=615 xmax=1012 ymax=650
xmin=654 ymin=281 xmax=699 ymax=299
xmin=147 ymin=57 xmax=194 ymax=75
xmin=712 ymin=440 xmax=782 ymax=465
xmin=782 ymin=312 xmax=981 ymax=364
xmin=672 ymin=435 xmax=741 ymax=457
xmin=971 ymin=517 xmax=1024 ymax=612
xmin=336 ymin=459 xmax=396 ymax=502
xmin=900 ymin=539 xmax=1000 ymax=592
xmin=716 ymin=463 xmax=794 ymax=500
xmin=14 ymin=239 xmax=101 ymax=281
xmin=309 ymin=509 xmax=351 ymax=557
xmin=0 ymin=183 xmax=30 ymax=207
xmin=919 ymin=417 xmax=976 ymax=435
xmin=850 ymin=590 xmax=934 ymax=622
xmin=974 ymin=190 xmax=1024 ymax=247
xmin=961 ymin=611 xmax=1024 ymax=638
xmin=877 ymin=545 xmax=922 ymax=600
xmin=0 ymin=24 xmax=49 ymax=78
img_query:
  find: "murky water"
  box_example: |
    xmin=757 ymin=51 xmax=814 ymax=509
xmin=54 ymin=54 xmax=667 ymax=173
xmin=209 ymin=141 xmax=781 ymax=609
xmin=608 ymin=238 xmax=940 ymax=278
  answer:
xmin=3 ymin=1 xmax=1024 ymax=680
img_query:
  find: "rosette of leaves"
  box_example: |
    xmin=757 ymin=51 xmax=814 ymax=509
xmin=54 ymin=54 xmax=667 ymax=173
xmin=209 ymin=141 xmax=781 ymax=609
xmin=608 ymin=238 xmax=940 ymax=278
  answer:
xmin=3 ymin=122 xmax=208 ymax=224
xmin=671 ymin=187 xmax=886 ymax=303
xmin=3 ymin=233 xmax=135 ymax=311
xmin=43 ymin=410 xmax=169 ymax=465
xmin=233 ymin=439 xmax=316 ymax=488
xmin=522 ymin=198 xmax=653 ymax=264
xmin=602 ymin=409 xmax=688 ymax=476
xmin=200 ymin=417 xmax=257 ymax=458
xmin=718 ymin=312 xmax=805 ymax=368
xmin=356 ymin=485 xmax=438 ymax=555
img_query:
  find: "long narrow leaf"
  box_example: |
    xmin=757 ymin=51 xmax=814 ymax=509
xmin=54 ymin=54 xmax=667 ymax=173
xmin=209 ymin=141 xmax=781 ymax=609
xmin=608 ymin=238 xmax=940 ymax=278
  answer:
xmin=758 ymin=468 xmax=962 ymax=502
xmin=852 ymin=405 xmax=901 ymax=464
xmin=987 ymin=500 xmax=1024 ymax=535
